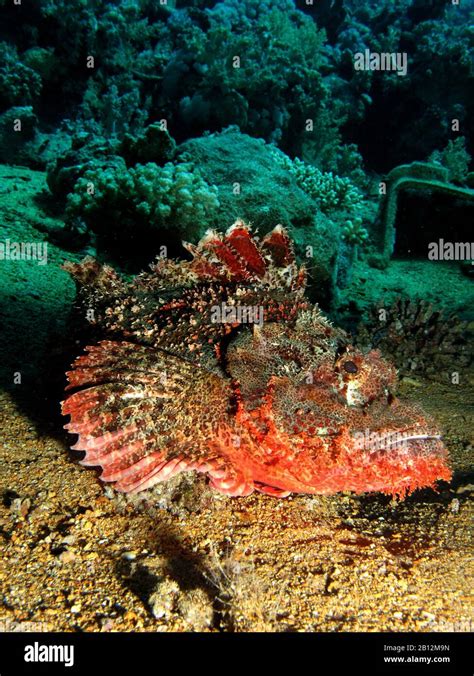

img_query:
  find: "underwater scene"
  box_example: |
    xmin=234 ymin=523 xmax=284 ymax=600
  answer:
xmin=0 ymin=0 xmax=473 ymax=643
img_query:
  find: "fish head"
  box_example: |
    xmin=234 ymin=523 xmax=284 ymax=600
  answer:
xmin=228 ymin=316 xmax=451 ymax=497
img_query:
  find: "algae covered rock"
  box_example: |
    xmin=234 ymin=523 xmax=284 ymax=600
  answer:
xmin=120 ymin=123 xmax=176 ymax=167
xmin=47 ymin=134 xmax=121 ymax=200
xmin=176 ymin=127 xmax=317 ymax=231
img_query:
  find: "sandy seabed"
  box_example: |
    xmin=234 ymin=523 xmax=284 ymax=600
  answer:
xmin=0 ymin=378 xmax=472 ymax=633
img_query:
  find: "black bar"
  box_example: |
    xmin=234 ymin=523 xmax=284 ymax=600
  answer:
xmin=0 ymin=632 xmax=471 ymax=675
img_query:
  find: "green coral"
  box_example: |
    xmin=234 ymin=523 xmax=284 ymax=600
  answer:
xmin=0 ymin=43 xmax=42 ymax=110
xmin=341 ymin=217 xmax=369 ymax=245
xmin=272 ymin=151 xmax=363 ymax=214
xmin=176 ymin=0 xmax=328 ymax=151
xmin=66 ymin=159 xmax=220 ymax=239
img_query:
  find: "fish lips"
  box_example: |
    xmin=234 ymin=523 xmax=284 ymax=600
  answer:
xmin=351 ymin=429 xmax=448 ymax=461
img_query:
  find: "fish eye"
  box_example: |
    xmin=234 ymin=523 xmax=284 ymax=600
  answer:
xmin=343 ymin=360 xmax=358 ymax=374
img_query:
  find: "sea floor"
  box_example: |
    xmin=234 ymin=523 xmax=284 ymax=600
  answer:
xmin=0 ymin=379 xmax=472 ymax=633
xmin=0 ymin=165 xmax=472 ymax=632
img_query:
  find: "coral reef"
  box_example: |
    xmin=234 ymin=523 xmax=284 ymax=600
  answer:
xmin=0 ymin=43 xmax=42 ymax=110
xmin=0 ymin=0 xmax=335 ymax=159
xmin=0 ymin=0 xmax=473 ymax=640
xmin=65 ymin=158 xmax=220 ymax=244
xmin=324 ymin=0 xmax=474 ymax=169
xmin=171 ymin=0 xmax=330 ymax=154
xmin=271 ymin=150 xmax=363 ymax=215
xmin=0 ymin=0 xmax=471 ymax=174
xmin=46 ymin=124 xmax=175 ymax=203
xmin=52 ymin=127 xmax=345 ymax=294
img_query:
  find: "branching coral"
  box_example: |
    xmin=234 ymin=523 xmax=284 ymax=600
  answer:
xmin=336 ymin=217 xmax=370 ymax=290
xmin=304 ymin=140 xmax=369 ymax=189
xmin=272 ymin=151 xmax=363 ymax=215
xmin=65 ymin=158 xmax=220 ymax=240
xmin=341 ymin=217 xmax=369 ymax=245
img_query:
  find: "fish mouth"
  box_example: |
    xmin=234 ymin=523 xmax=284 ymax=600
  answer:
xmin=344 ymin=424 xmax=451 ymax=497
xmin=351 ymin=428 xmax=447 ymax=460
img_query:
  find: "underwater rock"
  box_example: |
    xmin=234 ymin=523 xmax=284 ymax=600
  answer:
xmin=46 ymin=134 xmax=120 ymax=200
xmin=119 ymin=123 xmax=176 ymax=167
xmin=176 ymin=128 xmax=317 ymax=231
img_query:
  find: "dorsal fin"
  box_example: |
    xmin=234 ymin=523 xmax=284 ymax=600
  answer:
xmin=63 ymin=221 xmax=308 ymax=366
xmin=261 ymin=224 xmax=295 ymax=267
xmin=181 ymin=220 xmax=302 ymax=288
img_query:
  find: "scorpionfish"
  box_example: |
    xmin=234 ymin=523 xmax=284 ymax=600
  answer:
xmin=62 ymin=221 xmax=451 ymax=498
